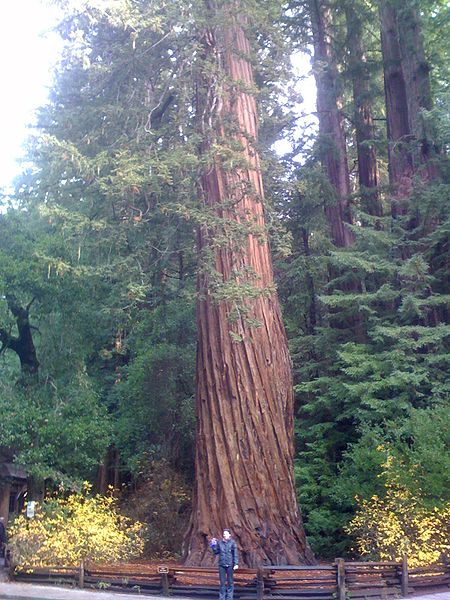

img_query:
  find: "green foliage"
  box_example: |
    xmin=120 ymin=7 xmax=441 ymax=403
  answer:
xmin=0 ymin=207 xmax=112 ymax=486
xmin=0 ymin=377 xmax=110 ymax=486
xmin=285 ymin=161 xmax=450 ymax=557
xmin=277 ymin=2 xmax=450 ymax=550
xmin=112 ymin=299 xmax=196 ymax=476
xmin=3 ymin=0 xmax=201 ymax=486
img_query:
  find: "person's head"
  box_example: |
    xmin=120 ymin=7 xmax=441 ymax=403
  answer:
xmin=223 ymin=528 xmax=232 ymax=540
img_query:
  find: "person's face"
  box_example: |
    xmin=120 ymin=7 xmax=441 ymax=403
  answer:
xmin=223 ymin=530 xmax=231 ymax=540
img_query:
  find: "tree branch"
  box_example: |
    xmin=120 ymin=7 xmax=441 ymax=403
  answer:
xmin=0 ymin=325 xmax=19 ymax=354
xmin=26 ymin=297 xmax=37 ymax=313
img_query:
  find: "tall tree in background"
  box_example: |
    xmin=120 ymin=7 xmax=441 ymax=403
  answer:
xmin=380 ymin=0 xmax=439 ymax=214
xmin=345 ymin=1 xmax=382 ymax=218
xmin=309 ymin=0 xmax=354 ymax=246
xmin=183 ymin=1 xmax=313 ymax=566
xmin=397 ymin=0 xmax=438 ymax=180
xmin=283 ymin=0 xmax=448 ymax=559
xmin=380 ymin=0 xmax=415 ymax=214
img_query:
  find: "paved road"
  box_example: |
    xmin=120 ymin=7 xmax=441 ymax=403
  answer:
xmin=0 ymin=581 xmax=450 ymax=600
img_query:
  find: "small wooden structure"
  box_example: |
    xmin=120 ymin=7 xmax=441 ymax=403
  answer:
xmin=0 ymin=462 xmax=27 ymax=524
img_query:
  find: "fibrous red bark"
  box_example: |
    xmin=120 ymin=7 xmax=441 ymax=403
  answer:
xmin=183 ymin=4 xmax=313 ymax=567
xmin=310 ymin=0 xmax=354 ymax=247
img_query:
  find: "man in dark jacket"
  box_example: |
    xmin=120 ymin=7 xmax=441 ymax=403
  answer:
xmin=210 ymin=529 xmax=239 ymax=600
xmin=0 ymin=517 xmax=6 ymax=558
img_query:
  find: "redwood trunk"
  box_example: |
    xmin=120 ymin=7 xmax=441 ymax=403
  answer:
xmin=397 ymin=4 xmax=438 ymax=178
xmin=345 ymin=6 xmax=382 ymax=218
xmin=183 ymin=6 xmax=313 ymax=567
xmin=95 ymin=445 xmax=121 ymax=495
xmin=27 ymin=476 xmax=45 ymax=502
xmin=0 ymin=482 xmax=11 ymax=522
xmin=380 ymin=0 xmax=414 ymax=215
xmin=310 ymin=0 xmax=354 ymax=247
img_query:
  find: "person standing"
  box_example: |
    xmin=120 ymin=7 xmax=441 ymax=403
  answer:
xmin=210 ymin=529 xmax=239 ymax=600
xmin=0 ymin=517 xmax=6 ymax=559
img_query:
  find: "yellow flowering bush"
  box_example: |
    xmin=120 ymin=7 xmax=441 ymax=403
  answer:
xmin=8 ymin=487 xmax=145 ymax=567
xmin=346 ymin=487 xmax=450 ymax=566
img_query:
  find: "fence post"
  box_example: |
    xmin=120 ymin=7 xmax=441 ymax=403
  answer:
xmin=401 ymin=554 xmax=409 ymax=597
xmin=161 ymin=572 xmax=170 ymax=596
xmin=336 ymin=558 xmax=346 ymax=600
xmin=78 ymin=560 xmax=85 ymax=588
xmin=7 ymin=547 xmax=15 ymax=580
xmin=257 ymin=568 xmax=264 ymax=600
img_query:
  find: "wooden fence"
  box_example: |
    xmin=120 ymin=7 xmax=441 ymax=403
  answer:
xmin=8 ymin=555 xmax=450 ymax=599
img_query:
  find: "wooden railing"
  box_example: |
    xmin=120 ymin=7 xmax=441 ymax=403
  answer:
xmin=408 ymin=562 xmax=450 ymax=592
xmin=9 ymin=555 xmax=450 ymax=599
xmin=260 ymin=565 xmax=337 ymax=600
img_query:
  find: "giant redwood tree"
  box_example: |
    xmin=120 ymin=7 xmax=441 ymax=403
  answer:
xmin=183 ymin=1 xmax=313 ymax=566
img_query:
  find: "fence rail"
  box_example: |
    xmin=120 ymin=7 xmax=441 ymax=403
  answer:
xmin=8 ymin=554 xmax=450 ymax=600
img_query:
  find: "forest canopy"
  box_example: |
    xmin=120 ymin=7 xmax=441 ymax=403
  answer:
xmin=0 ymin=0 xmax=448 ymax=562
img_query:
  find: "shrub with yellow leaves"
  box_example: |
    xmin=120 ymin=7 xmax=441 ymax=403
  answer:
xmin=346 ymin=486 xmax=450 ymax=566
xmin=8 ymin=486 xmax=145 ymax=567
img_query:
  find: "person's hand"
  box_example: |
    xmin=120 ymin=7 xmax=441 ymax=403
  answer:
xmin=210 ymin=537 xmax=217 ymax=544
xmin=233 ymin=565 xmax=239 ymax=570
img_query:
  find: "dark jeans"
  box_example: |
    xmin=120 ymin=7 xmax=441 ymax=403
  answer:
xmin=219 ymin=565 xmax=234 ymax=600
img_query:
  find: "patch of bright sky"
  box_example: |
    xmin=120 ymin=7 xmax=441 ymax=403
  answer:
xmin=272 ymin=50 xmax=318 ymax=161
xmin=0 ymin=0 xmax=63 ymax=192
xmin=0 ymin=2 xmax=317 ymax=193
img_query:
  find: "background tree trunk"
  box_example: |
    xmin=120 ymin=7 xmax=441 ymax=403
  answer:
xmin=183 ymin=4 xmax=313 ymax=567
xmin=301 ymin=227 xmax=318 ymax=335
xmin=345 ymin=5 xmax=382 ymax=218
xmin=95 ymin=445 xmax=121 ymax=494
xmin=310 ymin=0 xmax=354 ymax=247
xmin=379 ymin=0 xmax=414 ymax=215
xmin=26 ymin=476 xmax=45 ymax=502
xmin=397 ymin=3 xmax=438 ymax=179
